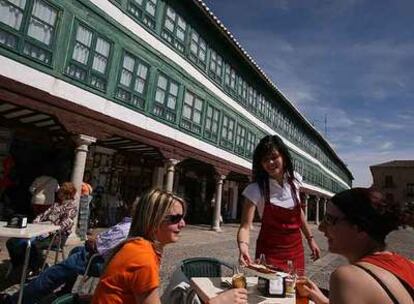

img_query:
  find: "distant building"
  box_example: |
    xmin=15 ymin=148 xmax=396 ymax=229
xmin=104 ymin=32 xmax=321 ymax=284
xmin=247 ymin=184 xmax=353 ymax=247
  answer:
xmin=370 ymin=161 xmax=414 ymax=205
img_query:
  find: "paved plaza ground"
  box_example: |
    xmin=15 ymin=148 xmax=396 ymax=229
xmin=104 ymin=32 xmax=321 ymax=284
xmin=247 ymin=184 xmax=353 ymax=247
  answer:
xmin=1 ymin=223 xmax=413 ymax=294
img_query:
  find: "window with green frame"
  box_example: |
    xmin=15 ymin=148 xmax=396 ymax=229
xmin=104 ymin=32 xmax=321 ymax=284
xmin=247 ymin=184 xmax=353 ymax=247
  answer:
xmin=257 ymin=94 xmax=266 ymax=118
xmin=237 ymin=76 xmax=247 ymax=105
xmin=224 ymin=63 xmax=236 ymax=93
xmin=247 ymin=86 xmax=258 ymax=112
xmin=208 ymin=49 xmax=223 ymax=83
xmin=161 ymin=6 xmax=187 ymax=53
xmin=127 ymin=0 xmax=158 ymax=30
xmin=66 ymin=22 xmax=112 ymax=91
xmin=204 ymin=103 xmax=220 ymax=142
xmin=188 ymin=29 xmax=207 ymax=69
xmin=220 ymin=113 xmax=235 ymax=149
xmin=265 ymin=102 xmax=273 ymax=124
xmin=235 ymin=124 xmax=246 ymax=155
xmin=181 ymin=90 xmax=203 ymax=134
xmin=0 ymin=0 xmax=59 ymax=65
xmin=152 ymin=73 xmax=179 ymax=123
xmin=115 ymin=51 xmax=149 ymax=109
xmin=245 ymin=131 xmax=256 ymax=158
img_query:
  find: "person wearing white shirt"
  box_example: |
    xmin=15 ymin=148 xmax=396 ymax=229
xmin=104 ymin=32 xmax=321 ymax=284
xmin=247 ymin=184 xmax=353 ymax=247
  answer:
xmin=237 ymin=135 xmax=321 ymax=272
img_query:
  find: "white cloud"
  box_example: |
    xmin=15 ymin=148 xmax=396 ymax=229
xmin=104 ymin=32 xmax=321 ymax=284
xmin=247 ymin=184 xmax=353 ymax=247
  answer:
xmin=378 ymin=141 xmax=394 ymax=150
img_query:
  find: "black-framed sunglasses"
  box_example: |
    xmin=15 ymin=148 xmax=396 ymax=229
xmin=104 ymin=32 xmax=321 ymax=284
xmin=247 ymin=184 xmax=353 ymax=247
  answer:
xmin=164 ymin=213 xmax=184 ymax=224
xmin=321 ymin=213 xmax=347 ymax=226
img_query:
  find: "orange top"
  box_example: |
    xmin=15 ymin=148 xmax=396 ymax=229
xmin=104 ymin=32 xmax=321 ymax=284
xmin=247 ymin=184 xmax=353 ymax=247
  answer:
xmin=92 ymin=238 xmax=161 ymax=304
xmin=359 ymin=252 xmax=414 ymax=288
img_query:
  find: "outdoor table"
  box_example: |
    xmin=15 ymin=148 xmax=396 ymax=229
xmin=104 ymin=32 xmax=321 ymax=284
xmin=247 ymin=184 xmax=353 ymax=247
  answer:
xmin=0 ymin=221 xmax=60 ymax=304
xmin=190 ymin=276 xmax=313 ymax=304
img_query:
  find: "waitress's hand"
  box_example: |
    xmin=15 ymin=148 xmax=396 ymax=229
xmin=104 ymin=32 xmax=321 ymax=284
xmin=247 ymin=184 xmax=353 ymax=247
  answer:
xmin=238 ymin=242 xmax=252 ymax=266
xmin=308 ymin=238 xmax=321 ymax=260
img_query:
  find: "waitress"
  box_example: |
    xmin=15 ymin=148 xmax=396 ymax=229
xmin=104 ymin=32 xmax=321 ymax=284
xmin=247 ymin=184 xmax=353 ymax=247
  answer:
xmin=237 ymin=135 xmax=321 ymax=271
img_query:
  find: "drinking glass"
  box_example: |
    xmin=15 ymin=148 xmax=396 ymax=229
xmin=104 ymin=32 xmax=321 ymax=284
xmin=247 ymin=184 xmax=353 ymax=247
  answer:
xmin=295 ymin=269 xmax=309 ymax=304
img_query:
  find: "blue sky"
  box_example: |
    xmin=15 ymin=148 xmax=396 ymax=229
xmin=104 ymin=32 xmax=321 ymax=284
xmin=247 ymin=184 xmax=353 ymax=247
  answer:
xmin=203 ymin=0 xmax=414 ymax=186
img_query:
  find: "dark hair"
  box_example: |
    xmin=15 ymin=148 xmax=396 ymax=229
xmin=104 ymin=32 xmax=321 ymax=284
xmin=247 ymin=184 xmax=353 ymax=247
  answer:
xmin=252 ymin=135 xmax=296 ymax=203
xmin=331 ymin=187 xmax=405 ymax=244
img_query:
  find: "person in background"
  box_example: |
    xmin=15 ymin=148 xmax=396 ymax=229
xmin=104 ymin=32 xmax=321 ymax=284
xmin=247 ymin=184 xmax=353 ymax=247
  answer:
xmin=237 ymin=135 xmax=320 ymax=271
xmin=1 ymin=214 xmax=132 ymax=304
xmin=29 ymin=168 xmax=59 ymax=215
xmin=297 ymin=187 xmax=414 ymax=304
xmin=92 ymin=189 xmax=247 ymax=304
xmin=6 ymin=182 xmax=77 ymax=278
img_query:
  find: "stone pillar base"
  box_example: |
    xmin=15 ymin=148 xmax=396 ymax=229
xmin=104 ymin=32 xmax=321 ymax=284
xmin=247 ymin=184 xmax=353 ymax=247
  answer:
xmin=211 ymin=225 xmax=222 ymax=232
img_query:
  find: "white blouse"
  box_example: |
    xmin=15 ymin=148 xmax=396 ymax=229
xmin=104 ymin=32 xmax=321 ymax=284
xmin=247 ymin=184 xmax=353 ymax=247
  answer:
xmin=242 ymin=172 xmax=302 ymax=218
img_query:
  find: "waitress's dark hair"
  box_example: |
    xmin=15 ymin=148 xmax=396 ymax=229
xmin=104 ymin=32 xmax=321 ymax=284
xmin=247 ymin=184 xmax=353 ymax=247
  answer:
xmin=252 ymin=135 xmax=296 ymax=203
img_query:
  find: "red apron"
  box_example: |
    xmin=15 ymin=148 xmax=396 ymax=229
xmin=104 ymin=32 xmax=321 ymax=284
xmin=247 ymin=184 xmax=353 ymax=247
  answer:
xmin=256 ymin=200 xmax=304 ymax=272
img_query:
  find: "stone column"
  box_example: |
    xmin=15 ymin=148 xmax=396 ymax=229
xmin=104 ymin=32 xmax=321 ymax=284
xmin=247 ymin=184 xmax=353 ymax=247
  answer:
xmin=164 ymin=159 xmax=179 ymax=192
xmin=152 ymin=166 xmax=164 ymax=189
xmin=68 ymin=134 xmax=96 ymax=243
xmin=315 ymin=196 xmax=320 ymax=225
xmin=231 ymin=181 xmax=239 ymax=220
xmin=322 ymin=197 xmax=327 ymax=217
xmin=211 ymin=174 xmax=225 ymax=232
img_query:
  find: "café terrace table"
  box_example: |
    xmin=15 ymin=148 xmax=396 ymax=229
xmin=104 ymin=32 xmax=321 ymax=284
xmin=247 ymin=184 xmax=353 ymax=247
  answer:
xmin=191 ymin=276 xmax=313 ymax=304
xmin=0 ymin=221 xmax=60 ymax=304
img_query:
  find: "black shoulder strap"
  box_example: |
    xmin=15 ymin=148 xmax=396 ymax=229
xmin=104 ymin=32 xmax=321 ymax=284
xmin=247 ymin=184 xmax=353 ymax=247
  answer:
xmin=354 ymin=264 xmax=400 ymax=304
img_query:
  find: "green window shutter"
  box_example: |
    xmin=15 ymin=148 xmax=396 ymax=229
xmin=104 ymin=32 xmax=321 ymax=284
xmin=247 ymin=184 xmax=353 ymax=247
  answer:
xmin=180 ymin=90 xmax=203 ymax=134
xmin=237 ymin=76 xmax=247 ymax=105
xmin=115 ymin=51 xmax=150 ymax=110
xmin=127 ymin=0 xmax=158 ymax=30
xmin=161 ymin=5 xmax=187 ymax=53
xmin=66 ymin=22 xmax=112 ymax=91
xmin=220 ymin=113 xmax=235 ymax=150
xmin=204 ymin=103 xmax=220 ymax=143
xmin=0 ymin=0 xmax=59 ymax=65
xmin=245 ymin=131 xmax=256 ymax=158
xmin=208 ymin=49 xmax=222 ymax=83
xmin=152 ymin=73 xmax=179 ymax=123
xmin=188 ymin=29 xmax=207 ymax=69
xmin=224 ymin=63 xmax=236 ymax=93
xmin=235 ymin=124 xmax=246 ymax=155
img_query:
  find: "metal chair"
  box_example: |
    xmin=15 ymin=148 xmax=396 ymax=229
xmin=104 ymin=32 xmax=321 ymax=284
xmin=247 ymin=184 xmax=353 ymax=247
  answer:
xmin=180 ymin=257 xmax=233 ymax=279
xmin=51 ymin=253 xmax=104 ymax=304
xmin=41 ymin=231 xmax=67 ymax=271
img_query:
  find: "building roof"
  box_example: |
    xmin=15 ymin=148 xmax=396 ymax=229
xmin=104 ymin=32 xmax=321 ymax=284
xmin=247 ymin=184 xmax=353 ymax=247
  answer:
xmin=191 ymin=0 xmax=353 ymax=180
xmin=371 ymin=160 xmax=414 ymax=168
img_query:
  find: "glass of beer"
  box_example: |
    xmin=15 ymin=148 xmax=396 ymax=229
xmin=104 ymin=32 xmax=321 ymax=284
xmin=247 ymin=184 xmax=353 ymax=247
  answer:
xmin=232 ymin=264 xmax=247 ymax=289
xmin=295 ymin=269 xmax=309 ymax=304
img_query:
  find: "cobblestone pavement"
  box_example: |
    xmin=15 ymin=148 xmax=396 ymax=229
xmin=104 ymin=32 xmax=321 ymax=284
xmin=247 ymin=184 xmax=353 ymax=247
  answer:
xmin=1 ymin=223 xmax=413 ymax=293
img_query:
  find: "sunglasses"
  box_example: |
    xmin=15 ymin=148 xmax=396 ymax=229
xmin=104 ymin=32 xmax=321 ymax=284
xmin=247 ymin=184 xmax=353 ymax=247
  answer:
xmin=321 ymin=213 xmax=347 ymax=226
xmin=164 ymin=213 xmax=184 ymax=224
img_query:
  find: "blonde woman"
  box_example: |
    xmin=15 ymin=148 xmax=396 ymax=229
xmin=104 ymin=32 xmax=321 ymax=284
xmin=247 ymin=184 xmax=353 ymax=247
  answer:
xmin=92 ymin=189 xmax=247 ymax=304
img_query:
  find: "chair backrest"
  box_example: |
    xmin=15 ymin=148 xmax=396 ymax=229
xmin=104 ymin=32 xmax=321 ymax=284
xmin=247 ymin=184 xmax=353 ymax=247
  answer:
xmin=180 ymin=257 xmax=232 ymax=279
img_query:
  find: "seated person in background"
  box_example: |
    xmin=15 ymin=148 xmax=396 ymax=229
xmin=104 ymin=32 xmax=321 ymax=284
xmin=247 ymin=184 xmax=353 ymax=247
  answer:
xmin=2 ymin=216 xmax=132 ymax=304
xmin=29 ymin=173 xmax=59 ymax=216
xmin=297 ymin=187 xmax=414 ymax=304
xmin=6 ymin=182 xmax=77 ymax=279
xmin=92 ymin=189 xmax=247 ymax=304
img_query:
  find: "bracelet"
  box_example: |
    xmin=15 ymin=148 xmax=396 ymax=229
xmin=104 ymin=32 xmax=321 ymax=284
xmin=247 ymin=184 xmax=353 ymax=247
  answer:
xmin=238 ymin=240 xmax=249 ymax=246
xmin=306 ymin=235 xmax=314 ymax=240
